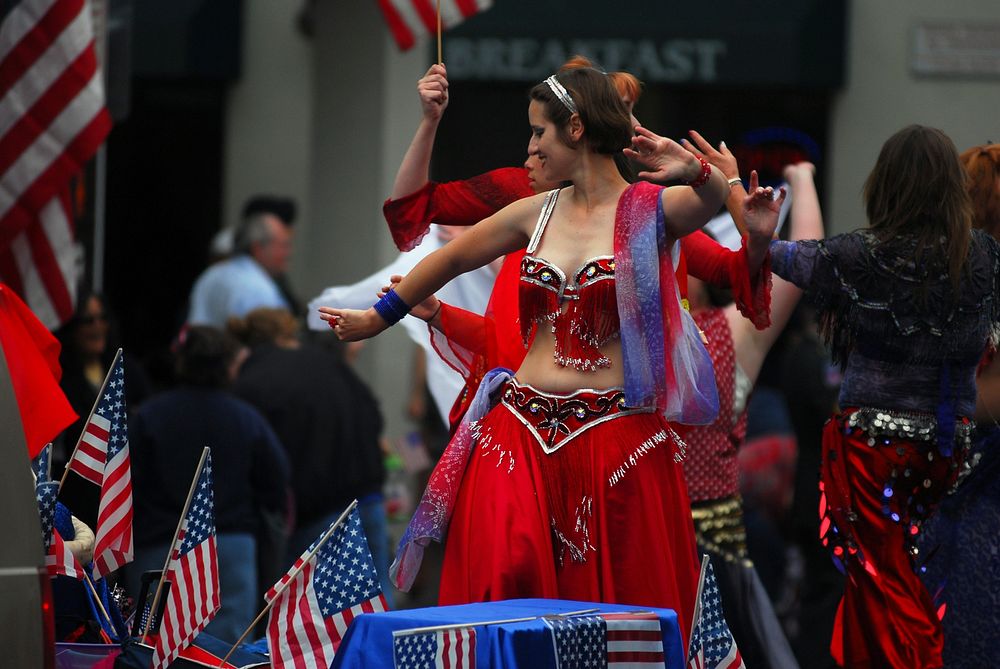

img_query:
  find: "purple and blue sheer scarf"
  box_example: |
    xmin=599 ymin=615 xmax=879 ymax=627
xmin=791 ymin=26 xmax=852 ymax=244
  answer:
xmin=614 ymin=181 xmax=719 ymax=425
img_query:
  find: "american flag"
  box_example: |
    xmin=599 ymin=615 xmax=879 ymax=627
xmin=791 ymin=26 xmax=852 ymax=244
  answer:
xmin=687 ymin=561 xmax=745 ymax=669
xmin=35 ymin=444 xmax=84 ymax=579
xmin=393 ymin=626 xmax=476 ymax=669
xmin=0 ymin=0 xmax=112 ymax=329
xmin=266 ymin=506 xmax=388 ymax=668
xmin=151 ymin=450 xmax=220 ymax=669
xmin=66 ymin=348 xmax=124 ymax=485
xmin=547 ymin=612 xmax=666 ymax=669
xmin=376 ymin=0 xmax=492 ymax=51
xmin=82 ymin=350 xmax=132 ymax=579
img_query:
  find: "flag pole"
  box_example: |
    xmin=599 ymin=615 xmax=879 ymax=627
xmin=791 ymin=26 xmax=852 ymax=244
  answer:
xmin=217 ymin=499 xmax=360 ymax=667
xmin=436 ymin=0 xmax=442 ymax=65
xmin=142 ymin=447 xmax=210 ymax=642
xmin=686 ymin=554 xmax=711 ymax=664
xmin=59 ymin=347 xmax=123 ymax=490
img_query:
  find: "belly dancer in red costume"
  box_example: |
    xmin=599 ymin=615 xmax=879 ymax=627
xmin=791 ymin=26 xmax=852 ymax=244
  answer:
xmin=383 ymin=58 xmax=772 ymax=428
xmin=321 ymin=67 xmax=782 ymax=641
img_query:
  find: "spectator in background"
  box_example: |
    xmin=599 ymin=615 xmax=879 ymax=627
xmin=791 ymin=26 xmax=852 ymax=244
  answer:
xmin=187 ymin=195 xmax=298 ymax=327
xmin=127 ymin=326 xmax=289 ymax=643
xmin=55 ymin=290 xmax=151 ymax=528
xmin=228 ymin=308 xmax=391 ymax=603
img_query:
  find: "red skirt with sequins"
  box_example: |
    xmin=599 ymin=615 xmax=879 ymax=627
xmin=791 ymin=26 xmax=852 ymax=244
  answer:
xmin=821 ymin=412 xmax=969 ymax=669
xmin=438 ymin=380 xmax=701 ymax=642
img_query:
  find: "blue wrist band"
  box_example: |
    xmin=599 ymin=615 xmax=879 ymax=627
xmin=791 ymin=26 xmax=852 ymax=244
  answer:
xmin=373 ymin=289 xmax=411 ymax=326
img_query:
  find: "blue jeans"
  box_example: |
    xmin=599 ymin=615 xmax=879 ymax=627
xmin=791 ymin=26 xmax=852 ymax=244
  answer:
xmin=127 ymin=532 xmax=257 ymax=644
xmin=287 ymin=495 xmax=393 ymax=608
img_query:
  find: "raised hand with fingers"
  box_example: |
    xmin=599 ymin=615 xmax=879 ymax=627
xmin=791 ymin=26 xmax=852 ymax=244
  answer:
xmin=418 ymin=63 xmax=449 ymax=122
xmin=623 ymin=125 xmax=703 ymax=184
xmin=682 ymin=130 xmax=740 ymax=181
xmin=380 ymin=274 xmax=441 ymax=323
xmin=742 ymin=170 xmax=786 ymax=240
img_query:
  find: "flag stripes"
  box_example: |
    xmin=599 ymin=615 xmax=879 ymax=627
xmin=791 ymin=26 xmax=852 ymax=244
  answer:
xmin=0 ymin=0 xmax=111 ymax=328
xmin=151 ymin=451 xmax=219 ymax=669
xmin=376 ymin=0 xmax=492 ymax=51
xmin=69 ymin=408 xmax=108 ymax=483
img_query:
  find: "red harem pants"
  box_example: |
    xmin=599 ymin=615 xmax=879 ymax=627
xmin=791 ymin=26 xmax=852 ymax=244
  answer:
xmin=821 ymin=414 xmax=964 ymax=669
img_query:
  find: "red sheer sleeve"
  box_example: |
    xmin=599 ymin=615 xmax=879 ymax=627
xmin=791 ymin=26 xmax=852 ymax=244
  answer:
xmin=681 ymin=230 xmax=772 ymax=329
xmin=382 ymin=167 xmax=535 ymax=251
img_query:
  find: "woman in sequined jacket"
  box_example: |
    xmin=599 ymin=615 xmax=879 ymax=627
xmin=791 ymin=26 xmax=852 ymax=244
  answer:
xmin=767 ymin=125 xmax=1000 ymax=669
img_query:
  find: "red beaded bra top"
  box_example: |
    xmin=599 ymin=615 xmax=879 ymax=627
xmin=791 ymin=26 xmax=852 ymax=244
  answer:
xmin=519 ymin=189 xmax=619 ymax=371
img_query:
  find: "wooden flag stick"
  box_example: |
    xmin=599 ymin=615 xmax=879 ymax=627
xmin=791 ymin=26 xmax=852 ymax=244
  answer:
xmin=59 ymin=348 xmax=123 ymax=490
xmin=686 ymin=554 xmax=711 ymax=663
xmin=217 ymin=499 xmax=360 ymax=668
xmin=436 ymin=0 xmax=442 ymax=64
xmin=142 ymin=446 xmax=210 ymax=642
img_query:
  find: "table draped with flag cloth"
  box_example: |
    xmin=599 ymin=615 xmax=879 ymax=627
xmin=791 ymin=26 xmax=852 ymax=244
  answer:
xmin=331 ymin=598 xmax=684 ymax=669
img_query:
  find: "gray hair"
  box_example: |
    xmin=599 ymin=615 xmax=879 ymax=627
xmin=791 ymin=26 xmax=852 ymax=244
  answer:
xmin=233 ymin=212 xmax=275 ymax=255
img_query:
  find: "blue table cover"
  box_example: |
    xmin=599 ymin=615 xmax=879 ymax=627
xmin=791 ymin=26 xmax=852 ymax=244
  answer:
xmin=331 ymin=598 xmax=684 ymax=669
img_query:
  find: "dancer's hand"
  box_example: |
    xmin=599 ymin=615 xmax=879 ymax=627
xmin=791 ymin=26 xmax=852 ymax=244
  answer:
xmin=318 ymin=306 xmax=388 ymax=341
xmin=379 ymin=275 xmax=441 ymax=323
xmin=742 ymin=170 xmax=786 ymax=240
xmin=682 ymin=130 xmax=740 ymax=181
xmin=624 ymin=125 xmax=702 ymax=184
xmin=418 ymin=63 xmax=449 ymax=122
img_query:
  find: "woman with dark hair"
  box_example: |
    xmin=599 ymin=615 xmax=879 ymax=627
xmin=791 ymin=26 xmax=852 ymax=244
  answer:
xmin=127 ymin=326 xmax=289 ymax=643
xmin=767 ymin=126 xmax=1000 ymax=668
xmin=918 ymin=142 xmax=1000 ymax=669
xmin=379 ymin=58 xmax=772 ymax=428
xmin=322 ymin=67 xmax=780 ymax=639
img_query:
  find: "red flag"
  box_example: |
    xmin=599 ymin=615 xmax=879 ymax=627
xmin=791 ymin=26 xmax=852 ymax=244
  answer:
xmin=0 ymin=0 xmax=113 ymax=328
xmin=0 ymin=283 xmax=76 ymax=457
xmin=376 ymin=0 xmax=493 ymax=51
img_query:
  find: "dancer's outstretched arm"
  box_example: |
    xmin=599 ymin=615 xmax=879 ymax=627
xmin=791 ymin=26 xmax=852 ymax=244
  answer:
xmin=321 ymin=195 xmax=539 ymax=340
xmin=734 ymin=163 xmax=822 ymax=384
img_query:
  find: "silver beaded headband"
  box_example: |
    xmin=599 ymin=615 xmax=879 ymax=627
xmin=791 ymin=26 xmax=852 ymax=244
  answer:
xmin=544 ymin=75 xmax=578 ymax=114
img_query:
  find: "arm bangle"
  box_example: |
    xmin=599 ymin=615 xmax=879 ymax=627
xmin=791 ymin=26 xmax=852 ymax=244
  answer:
xmin=727 ymin=177 xmax=743 ymax=188
xmin=372 ymin=288 xmax=411 ymax=326
xmin=684 ymin=157 xmax=712 ymax=189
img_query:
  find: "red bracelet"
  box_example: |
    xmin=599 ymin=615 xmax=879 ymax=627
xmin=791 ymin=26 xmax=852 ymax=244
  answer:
xmin=685 ymin=157 xmax=712 ymax=189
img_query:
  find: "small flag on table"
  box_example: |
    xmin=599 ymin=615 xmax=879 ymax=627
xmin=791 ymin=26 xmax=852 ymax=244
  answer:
xmin=393 ymin=626 xmax=476 ymax=669
xmin=687 ymin=559 xmax=745 ymax=669
xmin=35 ymin=444 xmax=84 ymax=579
xmin=266 ymin=506 xmax=388 ymax=668
xmin=547 ymin=611 xmax=665 ymax=668
xmin=151 ymin=451 xmax=220 ymax=669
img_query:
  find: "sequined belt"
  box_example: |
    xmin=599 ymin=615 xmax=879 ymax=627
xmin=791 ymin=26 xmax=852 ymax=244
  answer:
xmin=843 ymin=407 xmax=974 ymax=454
xmin=690 ymin=496 xmax=750 ymax=565
xmin=500 ymin=379 xmax=651 ymax=454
